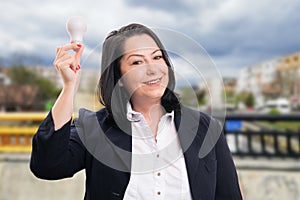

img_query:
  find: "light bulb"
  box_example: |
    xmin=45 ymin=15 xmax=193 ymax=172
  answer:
xmin=66 ymin=16 xmax=87 ymax=44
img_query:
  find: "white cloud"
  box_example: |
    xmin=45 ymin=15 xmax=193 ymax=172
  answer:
xmin=0 ymin=0 xmax=299 ymax=80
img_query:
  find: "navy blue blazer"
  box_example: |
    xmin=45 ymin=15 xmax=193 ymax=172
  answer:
xmin=30 ymin=106 xmax=242 ymax=200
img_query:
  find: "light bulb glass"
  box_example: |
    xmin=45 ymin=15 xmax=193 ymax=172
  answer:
xmin=66 ymin=16 xmax=87 ymax=44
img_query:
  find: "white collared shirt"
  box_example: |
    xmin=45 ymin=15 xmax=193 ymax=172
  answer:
xmin=123 ymin=103 xmax=193 ymax=200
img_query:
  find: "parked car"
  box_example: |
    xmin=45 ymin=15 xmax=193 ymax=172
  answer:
xmin=263 ymin=98 xmax=291 ymax=114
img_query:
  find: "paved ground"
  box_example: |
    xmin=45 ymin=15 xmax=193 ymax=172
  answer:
xmin=235 ymin=157 xmax=300 ymax=200
xmin=0 ymin=153 xmax=299 ymax=200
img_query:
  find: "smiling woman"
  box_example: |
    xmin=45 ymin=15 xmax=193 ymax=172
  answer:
xmin=119 ymin=34 xmax=170 ymax=137
xmin=98 ymin=24 xmax=178 ymax=126
xmin=30 ymin=23 xmax=243 ymax=200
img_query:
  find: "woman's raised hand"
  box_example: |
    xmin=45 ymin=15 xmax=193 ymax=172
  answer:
xmin=53 ymin=43 xmax=84 ymax=89
xmin=51 ymin=43 xmax=84 ymax=130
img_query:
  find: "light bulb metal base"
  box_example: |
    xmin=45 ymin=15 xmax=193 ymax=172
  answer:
xmin=70 ymin=40 xmax=83 ymax=44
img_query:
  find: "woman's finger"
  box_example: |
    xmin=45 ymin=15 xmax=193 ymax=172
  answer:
xmin=54 ymin=53 xmax=71 ymax=67
xmin=74 ymin=44 xmax=84 ymax=65
xmin=53 ymin=43 xmax=82 ymax=73
xmin=55 ymin=54 xmax=75 ymax=71
xmin=60 ymin=43 xmax=81 ymax=52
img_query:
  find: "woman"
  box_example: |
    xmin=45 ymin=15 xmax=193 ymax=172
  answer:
xmin=30 ymin=23 xmax=242 ymax=200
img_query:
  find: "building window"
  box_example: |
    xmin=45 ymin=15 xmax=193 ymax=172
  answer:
xmin=294 ymin=56 xmax=298 ymax=62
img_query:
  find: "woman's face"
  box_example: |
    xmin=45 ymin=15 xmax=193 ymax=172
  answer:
xmin=120 ymin=34 xmax=169 ymax=104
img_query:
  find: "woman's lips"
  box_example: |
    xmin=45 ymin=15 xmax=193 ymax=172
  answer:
xmin=143 ymin=77 xmax=162 ymax=85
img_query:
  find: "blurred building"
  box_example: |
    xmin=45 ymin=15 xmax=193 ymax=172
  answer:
xmin=223 ymin=78 xmax=237 ymax=110
xmin=277 ymin=52 xmax=300 ymax=107
xmin=223 ymin=78 xmax=237 ymax=94
xmin=0 ymin=85 xmax=39 ymax=112
xmin=198 ymin=77 xmax=237 ymax=110
xmin=237 ymin=59 xmax=281 ymax=108
xmin=32 ymin=66 xmax=99 ymax=92
xmin=0 ymin=68 xmax=11 ymax=85
xmin=236 ymin=51 xmax=300 ymax=109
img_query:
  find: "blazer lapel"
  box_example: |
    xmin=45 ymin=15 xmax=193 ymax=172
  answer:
xmin=76 ymin=108 xmax=132 ymax=172
xmin=174 ymin=107 xmax=204 ymax=199
xmin=102 ymin=125 xmax=132 ymax=172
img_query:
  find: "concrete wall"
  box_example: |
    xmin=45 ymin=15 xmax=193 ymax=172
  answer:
xmin=236 ymin=158 xmax=300 ymax=200
xmin=0 ymin=154 xmax=299 ymax=200
xmin=0 ymin=154 xmax=84 ymax=200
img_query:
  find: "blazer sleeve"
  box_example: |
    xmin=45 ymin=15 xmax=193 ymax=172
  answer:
xmin=30 ymin=110 xmax=85 ymax=180
xmin=214 ymin=119 xmax=243 ymax=199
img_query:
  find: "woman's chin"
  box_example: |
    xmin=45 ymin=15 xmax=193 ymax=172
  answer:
xmin=132 ymin=88 xmax=165 ymax=102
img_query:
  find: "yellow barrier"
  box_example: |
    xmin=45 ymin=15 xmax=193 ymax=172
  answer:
xmin=0 ymin=112 xmax=47 ymax=153
xmin=0 ymin=112 xmax=47 ymax=121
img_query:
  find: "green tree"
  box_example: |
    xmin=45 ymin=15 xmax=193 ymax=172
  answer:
xmin=196 ymin=89 xmax=206 ymax=105
xmin=7 ymin=65 xmax=60 ymax=110
xmin=224 ymin=91 xmax=236 ymax=104
xmin=8 ymin=64 xmax=38 ymax=84
xmin=244 ymin=92 xmax=255 ymax=107
xmin=179 ymin=86 xmax=198 ymax=107
xmin=236 ymin=91 xmax=255 ymax=108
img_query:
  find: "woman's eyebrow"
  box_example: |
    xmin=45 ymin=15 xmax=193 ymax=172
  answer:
xmin=151 ymin=49 xmax=162 ymax=55
xmin=126 ymin=54 xmax=144 ymax=60
xmin=126 ymin=49 xmax=161 ymax=61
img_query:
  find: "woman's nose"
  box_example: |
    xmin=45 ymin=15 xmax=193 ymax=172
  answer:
xmin=145 ymin=63 xmax=157 ymax=75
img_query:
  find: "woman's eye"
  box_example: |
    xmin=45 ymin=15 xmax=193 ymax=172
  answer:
xmin=154 ymin=55 xmax=162 ymax=60
xmin=132 ymin=60 xmax=142 ymax=65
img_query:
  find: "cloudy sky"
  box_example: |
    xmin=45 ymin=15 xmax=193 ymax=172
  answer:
xmin=1 ymin=0 xmax=300 ymax=77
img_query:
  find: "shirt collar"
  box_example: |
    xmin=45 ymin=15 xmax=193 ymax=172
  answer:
xmin=126 ymin=102 xmax=174 ymax=122
xmin=126 ymin=102 xmax=143 ymax=122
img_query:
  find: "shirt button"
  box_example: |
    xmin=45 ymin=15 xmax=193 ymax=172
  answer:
xmin=157 ymin=172 xmax=161 ymax=176
xmin=157 ymin=191 xmax=161 ymax=195
xmin=156 ymin=154 xmax=159 ymax=158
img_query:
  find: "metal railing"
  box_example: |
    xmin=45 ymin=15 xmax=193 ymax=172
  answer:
xmin=224 ymin=114 xmax=300 ymax=158
xmin=1 ymin=112 xmax=300 ymax=159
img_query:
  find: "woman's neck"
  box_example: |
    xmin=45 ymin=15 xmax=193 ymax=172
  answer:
xmin=131 ymin=99 xmax=164 ymax=118
xmin=131 ymin=98 xmax=166 ymax=138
